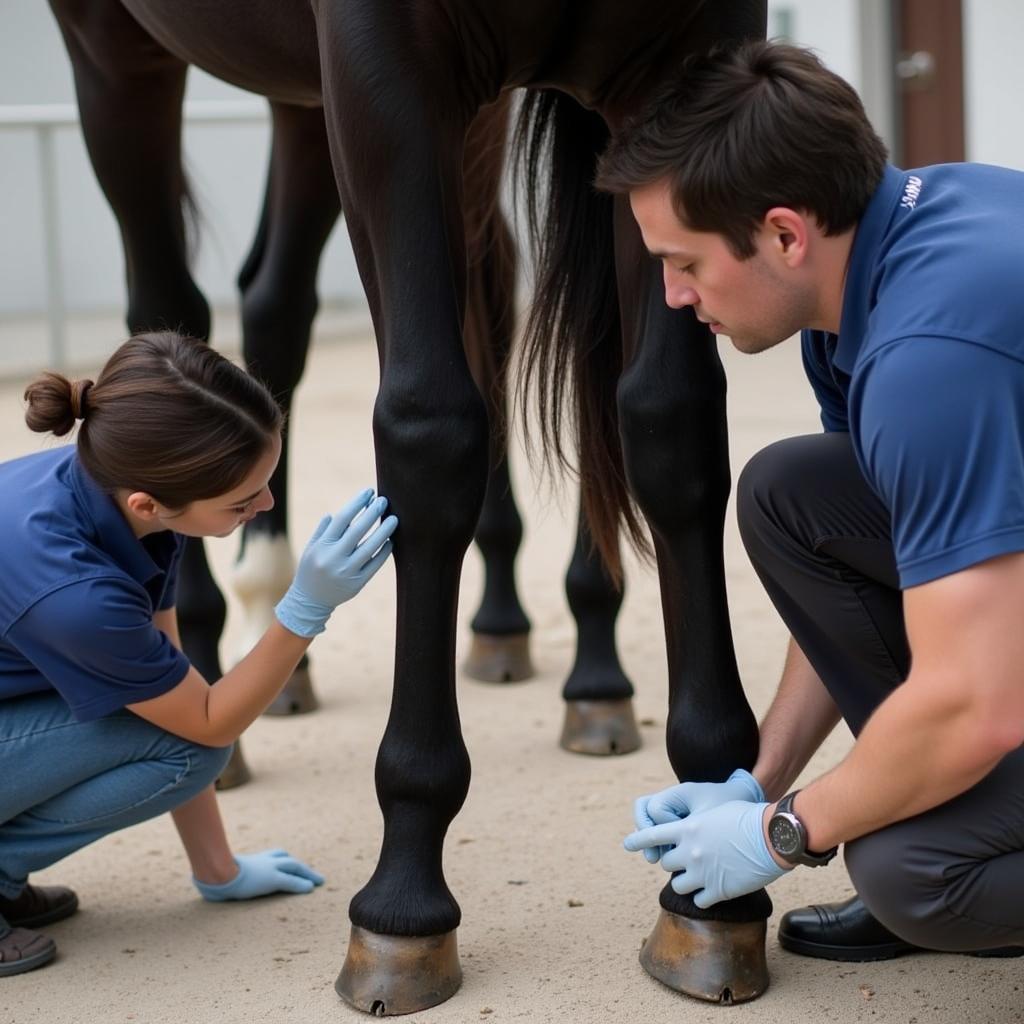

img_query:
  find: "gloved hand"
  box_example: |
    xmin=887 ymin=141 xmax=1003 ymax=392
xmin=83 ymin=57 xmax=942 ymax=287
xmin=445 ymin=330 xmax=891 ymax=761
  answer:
xmin=193 ymin=848 xmax=325 ymax=902
xmin=623 ymin=800 xmax=787 ymax=909
xmin=275 ymin=488 xmax=398 ymax=637
xmin=633 ymin=769 xmax=764 ymax=863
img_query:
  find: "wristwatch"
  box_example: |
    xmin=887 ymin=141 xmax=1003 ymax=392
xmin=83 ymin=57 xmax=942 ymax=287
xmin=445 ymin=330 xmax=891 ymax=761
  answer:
xmin=767 ymin=791 xmax=838 ymax=867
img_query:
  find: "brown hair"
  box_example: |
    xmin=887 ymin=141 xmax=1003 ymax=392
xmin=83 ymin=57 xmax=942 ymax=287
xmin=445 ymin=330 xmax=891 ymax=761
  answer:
xmin=24 ymin=331 xmax=283 ymax=508
xmin=595 ymin=41 xmax=888 ymax=257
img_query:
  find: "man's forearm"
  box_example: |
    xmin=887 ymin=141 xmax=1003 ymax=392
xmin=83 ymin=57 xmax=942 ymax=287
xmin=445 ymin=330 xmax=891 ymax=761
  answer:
xmin=789 ymin=670 xmax=1013 ymax=852
xmin=753 ymin=637 xmax=842 ymax=800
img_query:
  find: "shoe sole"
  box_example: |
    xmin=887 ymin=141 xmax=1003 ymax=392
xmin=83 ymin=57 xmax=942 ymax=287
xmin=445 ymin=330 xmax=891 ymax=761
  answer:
xmin=0 ymin=939 xmax=56 ymax=977
xmin=779 ymin=933 xmax=1024 ymax=962
xmin=7 ymin=892 xmax=78 ymax=930
xmin=778 ymin=932 xmax=918 ymax=962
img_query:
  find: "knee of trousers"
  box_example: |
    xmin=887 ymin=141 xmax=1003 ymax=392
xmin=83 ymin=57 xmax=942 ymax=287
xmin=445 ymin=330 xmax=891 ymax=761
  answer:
xmin=172 ymin=740 xmax=233 ymax=804
xmin=736 ymin=438 xmax=808 ymax=561
xmin=845 ymin=828 xmax=963 ymax=950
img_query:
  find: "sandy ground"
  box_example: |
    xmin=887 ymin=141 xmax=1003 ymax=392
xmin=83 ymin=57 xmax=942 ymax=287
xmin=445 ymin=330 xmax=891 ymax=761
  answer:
xmin=0 ymin=325 xmax=1021 ymax=1024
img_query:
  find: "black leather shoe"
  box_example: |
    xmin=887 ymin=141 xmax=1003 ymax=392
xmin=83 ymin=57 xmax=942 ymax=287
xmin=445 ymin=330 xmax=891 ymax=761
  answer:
xmin=0 ymin=885 xmax=78 ymax=930
xmin=779 ymin=895 xmax=1024 ymax=961
xmin=779 ymin=895 xmax=915 ymax=961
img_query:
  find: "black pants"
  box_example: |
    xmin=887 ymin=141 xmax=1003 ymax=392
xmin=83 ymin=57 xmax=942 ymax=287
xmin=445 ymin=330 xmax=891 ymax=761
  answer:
xmin=737 ymin=432 xmax=1024 ymax=951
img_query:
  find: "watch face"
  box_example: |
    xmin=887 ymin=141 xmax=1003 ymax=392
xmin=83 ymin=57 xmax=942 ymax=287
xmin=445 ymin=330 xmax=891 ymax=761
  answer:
xmin=769 ymin=814 xmax=801 ymax=858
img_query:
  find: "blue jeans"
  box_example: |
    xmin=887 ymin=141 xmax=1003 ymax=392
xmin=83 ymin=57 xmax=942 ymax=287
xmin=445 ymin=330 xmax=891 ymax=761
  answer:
xmin=0 ymin=690 xmax=231 ymax=899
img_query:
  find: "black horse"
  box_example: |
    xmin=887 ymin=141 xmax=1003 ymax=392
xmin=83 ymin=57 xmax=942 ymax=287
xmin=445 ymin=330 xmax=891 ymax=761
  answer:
xmin=49 ymin=0 xmax=767 ymax=1012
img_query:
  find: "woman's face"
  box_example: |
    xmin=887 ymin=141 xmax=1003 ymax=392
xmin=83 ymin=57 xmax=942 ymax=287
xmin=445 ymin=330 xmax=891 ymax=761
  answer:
xmin=161 ymin=434 xmax=281 ymax=538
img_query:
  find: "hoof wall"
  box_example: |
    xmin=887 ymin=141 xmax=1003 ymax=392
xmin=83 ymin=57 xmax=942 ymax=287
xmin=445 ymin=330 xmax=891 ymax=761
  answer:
xmin=640 ymin=909 xmax=768 ymax=1004
xmin=560 ymin=698 xmax=641 ymax=755
xmin=463 ymin=633 xmax=534 ymax=683
xmin=215 ymin=742 xmax=251 ymax=790
xmin=264 ymin=666 xmax=319 ymax=716
xmin=336 ymin=926 xmax=461 ymax=1016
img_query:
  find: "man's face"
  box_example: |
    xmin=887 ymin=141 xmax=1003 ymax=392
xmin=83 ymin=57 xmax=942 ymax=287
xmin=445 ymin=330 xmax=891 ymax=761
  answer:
xmin=629 ymin=180 xmax=813 ymax=354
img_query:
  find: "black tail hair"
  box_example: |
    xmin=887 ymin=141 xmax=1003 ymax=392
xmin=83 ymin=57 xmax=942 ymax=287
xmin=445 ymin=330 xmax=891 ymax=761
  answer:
xmin=513 ymin=90 xmax=651 ymax=582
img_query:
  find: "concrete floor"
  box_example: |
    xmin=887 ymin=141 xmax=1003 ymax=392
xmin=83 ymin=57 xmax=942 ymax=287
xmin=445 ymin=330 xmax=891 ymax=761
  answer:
xmin=0 ymin=324 xmax=1020 ymax=1024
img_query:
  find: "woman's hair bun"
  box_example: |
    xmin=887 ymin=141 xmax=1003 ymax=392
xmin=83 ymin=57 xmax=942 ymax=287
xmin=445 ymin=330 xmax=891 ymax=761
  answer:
xmin=23 ymin=371 xmax=92 ymax=437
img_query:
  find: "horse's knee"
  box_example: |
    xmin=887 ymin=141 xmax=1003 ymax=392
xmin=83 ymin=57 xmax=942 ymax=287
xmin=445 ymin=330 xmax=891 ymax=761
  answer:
xmin=373 ymin=379 xmax=489 ymax=544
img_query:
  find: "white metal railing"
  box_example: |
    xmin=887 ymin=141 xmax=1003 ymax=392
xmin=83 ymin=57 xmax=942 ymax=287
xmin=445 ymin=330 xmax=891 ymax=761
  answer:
xmin=0 ymin=100 xmax=268 ymax=369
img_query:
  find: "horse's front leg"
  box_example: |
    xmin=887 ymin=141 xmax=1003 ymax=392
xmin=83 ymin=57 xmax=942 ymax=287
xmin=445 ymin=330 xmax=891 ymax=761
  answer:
xmin=231 ymin=100 xmax=341 ymax=716
xmin=318 ymin=15 xmax=488 ymax=1014
xmin=614 ymin=202 xmax=769 ymax=1003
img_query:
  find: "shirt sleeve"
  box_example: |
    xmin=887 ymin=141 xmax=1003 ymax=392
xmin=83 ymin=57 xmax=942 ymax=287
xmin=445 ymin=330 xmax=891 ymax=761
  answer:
xmin=6 ymin=576 xmax=192 ymax=721
xmin=801 ymin=330 xmax=849 ymax=432
xmin=852 ymin=337 xmax=1024 ymax=588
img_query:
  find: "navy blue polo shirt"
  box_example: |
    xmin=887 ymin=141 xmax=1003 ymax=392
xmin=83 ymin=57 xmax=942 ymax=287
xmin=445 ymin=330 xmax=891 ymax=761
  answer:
xmin=802 ymin=162 xmax=1024 ymax=587
xmin=0 ymin=445 xmax=190 ymax=719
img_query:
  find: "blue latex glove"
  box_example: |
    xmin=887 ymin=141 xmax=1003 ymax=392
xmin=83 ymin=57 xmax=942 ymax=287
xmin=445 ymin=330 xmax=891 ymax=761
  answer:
xmin=275 ymin=488 xmax=398 ymax=637
xmin=623 ymin=800 xmax=788 ymax=909
xmin=633 ymin=769 xmax=764 ymax=864
xmin=193 ymin=848 xmax=326 ymax=901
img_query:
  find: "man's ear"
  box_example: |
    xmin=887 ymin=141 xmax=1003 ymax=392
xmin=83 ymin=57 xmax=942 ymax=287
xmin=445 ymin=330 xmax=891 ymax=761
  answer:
xmin=762 ymin=207 xmax=810 ymax=267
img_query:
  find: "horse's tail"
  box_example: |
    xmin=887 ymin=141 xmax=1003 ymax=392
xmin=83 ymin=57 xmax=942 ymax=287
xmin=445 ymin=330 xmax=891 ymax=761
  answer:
xmin=513 ymin=90 xmax=651 ymax=583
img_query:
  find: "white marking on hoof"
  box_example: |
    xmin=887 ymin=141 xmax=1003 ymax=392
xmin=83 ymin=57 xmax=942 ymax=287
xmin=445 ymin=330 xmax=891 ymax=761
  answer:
xmin=231 ymin=533 xmax=295 ymax=664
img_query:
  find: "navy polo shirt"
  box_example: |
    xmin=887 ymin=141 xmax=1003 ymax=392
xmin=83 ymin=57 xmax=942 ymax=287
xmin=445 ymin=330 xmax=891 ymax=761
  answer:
xmin=0 ymin=446 xmax=190 ymax=719
xmin=802 ymin=162 xmax=1024 ymax=587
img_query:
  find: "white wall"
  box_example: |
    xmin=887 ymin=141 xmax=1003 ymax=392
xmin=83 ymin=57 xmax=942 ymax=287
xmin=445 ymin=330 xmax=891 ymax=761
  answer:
xmin=0 ymin=1 xmax=362 ymax=321
xmin=963 ymin=0 xmax=1024 ymax=168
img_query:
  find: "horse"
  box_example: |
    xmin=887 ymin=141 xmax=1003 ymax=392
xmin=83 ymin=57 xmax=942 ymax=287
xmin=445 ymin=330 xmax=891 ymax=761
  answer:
xmin=49 ymin=0 xmax=768 ymax=1012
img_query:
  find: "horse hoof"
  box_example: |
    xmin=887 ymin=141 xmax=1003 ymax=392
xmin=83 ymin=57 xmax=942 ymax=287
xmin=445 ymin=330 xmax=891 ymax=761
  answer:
xmin=336 ymin=925 xmax=462 ymax=1016
xmin=559 ymin=698 xmax=641 ymax=755
xmin=462 ymin=633 xmax=534 ymax=683
xmin=263 ymin=665 xmax=319 ymax=715
xmin=215 ymin=743 xmax=252 ymax=790
xmin=639 ymin=909 xmax=768 ymax=1004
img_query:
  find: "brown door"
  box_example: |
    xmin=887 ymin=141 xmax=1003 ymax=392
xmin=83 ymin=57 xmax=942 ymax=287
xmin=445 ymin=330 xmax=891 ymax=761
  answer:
xmin=895 ymin=0 xmax=965 ymax=166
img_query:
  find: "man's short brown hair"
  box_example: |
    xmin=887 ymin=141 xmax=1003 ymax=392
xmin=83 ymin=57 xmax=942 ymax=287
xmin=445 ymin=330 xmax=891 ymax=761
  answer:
xmin=596 ymin=41 xmax=888 ymax=257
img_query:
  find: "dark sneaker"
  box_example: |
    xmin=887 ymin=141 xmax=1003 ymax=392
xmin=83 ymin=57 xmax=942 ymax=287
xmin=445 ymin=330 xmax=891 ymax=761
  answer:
xmin=0 ymin=885 xmax=78 ymax=929
xmin=0 ymin=923 xmax=56 ymax=977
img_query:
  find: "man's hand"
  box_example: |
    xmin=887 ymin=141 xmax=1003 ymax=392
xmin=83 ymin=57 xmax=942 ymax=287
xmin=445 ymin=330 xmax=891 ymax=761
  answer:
xmin=624 ymin=800 xmax=787 ymax=908
xmin=632 ymin=769 xmax=764 ymax=863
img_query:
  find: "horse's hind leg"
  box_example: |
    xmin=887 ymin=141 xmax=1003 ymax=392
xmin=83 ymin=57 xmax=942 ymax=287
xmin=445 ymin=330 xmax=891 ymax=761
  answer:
xmin=559 ymin=508 xmax=640 ymax=754
xmin=460 ymin=97 xmax=535 ymax=685
xmin=49 ymin=0 xmax=245 ymax=786
xmin=231 ymin=101 xmax=341 ymax=716
xmin=459 ymin=101 xmax=637 ymax=757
